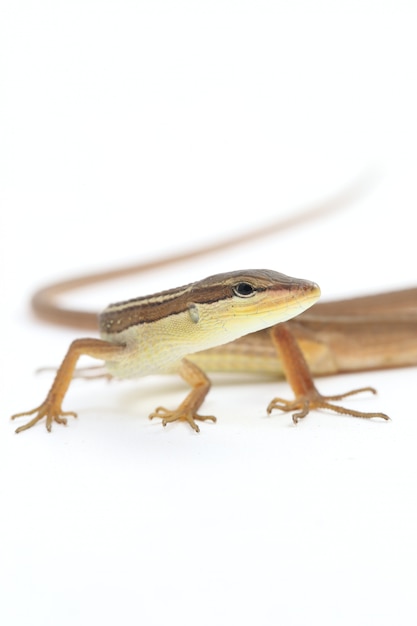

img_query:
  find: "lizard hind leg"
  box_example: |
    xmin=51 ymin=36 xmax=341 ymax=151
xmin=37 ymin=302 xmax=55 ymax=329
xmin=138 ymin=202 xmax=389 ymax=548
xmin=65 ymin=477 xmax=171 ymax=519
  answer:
xmin=267 ymin=323 xmax=389 ymax=424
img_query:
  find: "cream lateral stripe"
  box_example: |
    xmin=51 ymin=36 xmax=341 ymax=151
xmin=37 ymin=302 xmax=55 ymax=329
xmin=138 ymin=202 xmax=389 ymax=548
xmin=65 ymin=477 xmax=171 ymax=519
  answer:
xmin=104 ymin=284 xmax=193 ymax=313
xmin=99 ymin=283 xmax=230 ymax=332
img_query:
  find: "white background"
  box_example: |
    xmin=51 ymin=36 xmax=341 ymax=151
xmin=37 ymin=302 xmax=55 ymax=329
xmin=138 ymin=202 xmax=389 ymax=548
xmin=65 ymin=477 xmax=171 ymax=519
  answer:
xmin=1 ymin=1 xmax=417 ymax=625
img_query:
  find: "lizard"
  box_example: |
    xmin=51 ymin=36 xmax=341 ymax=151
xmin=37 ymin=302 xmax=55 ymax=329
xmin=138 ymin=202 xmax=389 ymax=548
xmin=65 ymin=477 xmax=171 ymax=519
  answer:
xmin=13 ymin=181 xmax=413 ymax=434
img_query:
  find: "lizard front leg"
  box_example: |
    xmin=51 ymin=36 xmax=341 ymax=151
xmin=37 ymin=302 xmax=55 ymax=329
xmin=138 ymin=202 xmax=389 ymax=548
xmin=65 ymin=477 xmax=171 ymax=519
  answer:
xmin=12 ymin=338 xmax=125 ymax=433
xmin=149 ymin=358 xmax=216 ymax=432
xmin=267 ymin=323 xmax=389 ymax=423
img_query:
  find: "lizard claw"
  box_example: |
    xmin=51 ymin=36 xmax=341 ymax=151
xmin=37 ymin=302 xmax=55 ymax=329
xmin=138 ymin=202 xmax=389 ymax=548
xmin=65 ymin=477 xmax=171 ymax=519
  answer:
xmin=149 ymin=406 xmax=216 ymax=432
xmin=267 ymin=386 xmax=390 ymax=423
xmin=11 ymin=402 xmax=77 ymax=433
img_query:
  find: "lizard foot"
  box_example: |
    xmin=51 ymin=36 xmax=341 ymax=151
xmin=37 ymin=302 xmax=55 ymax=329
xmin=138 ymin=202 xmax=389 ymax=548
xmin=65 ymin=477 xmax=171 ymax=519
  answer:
xmin=11 ymin=401 xmax=77 ymax=433
xmin=267 ymin=386 xmax=390 ymax=424
xmin=149 ymin=406 xmax=217 ymax=433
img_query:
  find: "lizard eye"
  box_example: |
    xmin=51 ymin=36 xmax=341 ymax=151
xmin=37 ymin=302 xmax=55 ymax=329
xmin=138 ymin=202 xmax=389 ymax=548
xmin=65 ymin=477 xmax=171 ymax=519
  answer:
xmin=232 ymin=282 xmax=256 ymax=298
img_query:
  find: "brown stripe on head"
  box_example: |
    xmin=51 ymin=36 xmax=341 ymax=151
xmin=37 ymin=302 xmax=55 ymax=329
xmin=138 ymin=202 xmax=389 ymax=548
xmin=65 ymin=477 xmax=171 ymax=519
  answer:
xmin=99 ymin=269 xmax=308 ymax=334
